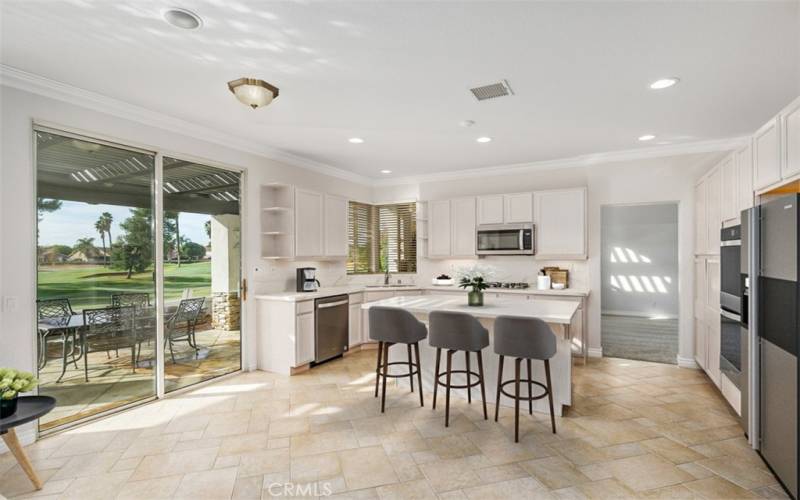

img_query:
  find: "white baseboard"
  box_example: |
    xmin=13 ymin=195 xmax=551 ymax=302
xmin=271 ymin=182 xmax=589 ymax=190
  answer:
xmin=0 ymin=423 xmax=36 ymax=454
xmin=677 ymin=355 xmax=700 ymax=369
xmin=587 ymin=347 xmax=603 ymax=358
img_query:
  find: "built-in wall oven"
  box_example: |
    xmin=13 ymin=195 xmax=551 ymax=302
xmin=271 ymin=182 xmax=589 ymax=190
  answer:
xmin=720 ymin=224 xmax=742 ymax=387
xmin=476 ymin=224 xmax=534 ymax=255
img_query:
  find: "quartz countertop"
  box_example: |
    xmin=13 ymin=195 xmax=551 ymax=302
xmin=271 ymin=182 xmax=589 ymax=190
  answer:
xmin=421 ymin=285 xmax=590 ymax=297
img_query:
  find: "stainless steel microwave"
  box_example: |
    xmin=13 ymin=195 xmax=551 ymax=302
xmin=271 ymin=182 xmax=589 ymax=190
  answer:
xmin=476 ymin=224 xmax=535 ymax=255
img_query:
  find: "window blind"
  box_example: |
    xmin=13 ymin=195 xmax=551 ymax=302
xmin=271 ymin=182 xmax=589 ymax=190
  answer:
xmin=348 ymin=201 xmax=416 ymax=274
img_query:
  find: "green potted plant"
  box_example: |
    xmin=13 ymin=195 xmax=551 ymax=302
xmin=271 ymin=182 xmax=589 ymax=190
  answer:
xmin=456 ymin=265 xmax=495 ymax=307
xmin=0 ymin=368 xmax=38 ymax=418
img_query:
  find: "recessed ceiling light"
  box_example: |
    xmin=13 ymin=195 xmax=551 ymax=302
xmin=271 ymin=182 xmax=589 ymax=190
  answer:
xmin=163 ymin=8 xmax=203 ymax=30
xmin=476 ymin=137 xmax=492 ymax=143
xmin=649 ymin=77 xmax=679 ymax=90
xmin=380 ymin=170 xmax=392 ymax=174
xmin=638 ymin=134 xmax=656 ymax=141
xmin=348 ymin=137 xmax=364 ymax=144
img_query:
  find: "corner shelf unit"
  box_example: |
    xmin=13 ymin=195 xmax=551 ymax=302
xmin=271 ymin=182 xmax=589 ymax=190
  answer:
xmin=261 ymin=183 xmax=295 ymax=259
xmin=416 ymin=200 xmax=428 ymax=259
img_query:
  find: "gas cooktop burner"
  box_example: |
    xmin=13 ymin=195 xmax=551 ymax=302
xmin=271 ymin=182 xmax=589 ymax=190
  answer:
xmin=487 ymin=282 xmax=530 ymax=289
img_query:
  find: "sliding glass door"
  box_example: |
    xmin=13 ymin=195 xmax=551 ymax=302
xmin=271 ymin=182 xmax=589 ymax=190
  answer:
xmin=35 ymin=129 xmax=243 ymax=431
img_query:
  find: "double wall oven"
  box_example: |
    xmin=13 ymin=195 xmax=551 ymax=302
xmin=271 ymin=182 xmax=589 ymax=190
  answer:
xmin=720 ymin=224 xmax=743 ymax=387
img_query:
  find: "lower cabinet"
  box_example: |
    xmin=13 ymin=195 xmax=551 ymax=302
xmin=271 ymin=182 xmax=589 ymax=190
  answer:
xmin=296 ymin=311 xmax=315 ymax=365
xmin=693 ymin=257 xmax=721 ymax=387
xmin=256 ymin=298 xmax=316 ymax=374
xmin=348 ymin=292 xmax=363 ymax=347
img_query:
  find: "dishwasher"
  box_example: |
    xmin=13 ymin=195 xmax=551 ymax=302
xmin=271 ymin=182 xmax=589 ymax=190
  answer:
xmin=314 ymin=294 xmax=349 ymax=364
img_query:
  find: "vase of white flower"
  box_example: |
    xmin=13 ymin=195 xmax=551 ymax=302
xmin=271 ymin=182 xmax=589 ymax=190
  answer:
xmin=455 ymin=264 xmax=495 ymax=307
xmin=0 ymin=368 xmax=38 ymax=418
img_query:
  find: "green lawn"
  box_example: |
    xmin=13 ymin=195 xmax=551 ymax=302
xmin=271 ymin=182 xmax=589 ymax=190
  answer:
xmin=37 ymin=261 xmax=211 ymax=311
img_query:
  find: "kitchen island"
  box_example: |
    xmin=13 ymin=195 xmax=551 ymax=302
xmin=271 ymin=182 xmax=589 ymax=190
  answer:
xmin=361 ymin=295 xmax=579 ymax=416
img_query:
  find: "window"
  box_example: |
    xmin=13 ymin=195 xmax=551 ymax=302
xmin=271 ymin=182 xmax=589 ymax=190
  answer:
xmin=348 ymin=201 xmax=417 ymax=274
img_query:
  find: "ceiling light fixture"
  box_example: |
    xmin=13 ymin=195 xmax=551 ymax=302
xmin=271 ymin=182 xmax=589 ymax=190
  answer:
xmin=227 ymin=78 xmax=279 ymax=109
xmin=380 ymin=170 xmax=392 ymax=174
xmin=348 ymin=137 xmax=364 ymax=144
xmin=163 ymin=8 xmax=203 ymax=30
xmin=649 ymin=77 xmax=680 ymax=90
xmin=638 ymin=134 xmax=656 ymax=141
xmin=476 ymin=137 xmax=492 ymax=143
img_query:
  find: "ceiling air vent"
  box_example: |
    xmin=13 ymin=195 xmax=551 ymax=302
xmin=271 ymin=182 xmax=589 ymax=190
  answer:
xmin=469 ymin=80 xmax=514 ymax=101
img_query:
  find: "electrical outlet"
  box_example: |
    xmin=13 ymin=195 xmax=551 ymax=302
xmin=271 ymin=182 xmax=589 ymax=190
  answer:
xmin=4 ymin=296 xmax=18 ymax=312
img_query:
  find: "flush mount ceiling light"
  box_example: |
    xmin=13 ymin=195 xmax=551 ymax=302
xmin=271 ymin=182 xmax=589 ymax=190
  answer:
xmin=476 ymin=137 xmax=492 ymax=143
xmin=380 ymin=169 xmax=392 ymax=174
xmin=163 ymin=8 xmax=203 ymax=30
xmin=638 ymin=134 xmax=656 ymax=141
xmin=649 ymin=77 xmax=680 ymax=90
xmin=227 ymin=78 xmax=279 ymax=109
xmin=348 ymin=137 xmax=364 ymax=144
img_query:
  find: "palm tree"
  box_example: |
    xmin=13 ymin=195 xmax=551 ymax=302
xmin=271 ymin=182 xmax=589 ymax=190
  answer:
xmin=165 ymin=211 xmax=181 ymax=267
xmin=94 ymin=218 xmax=108 ymax=266
xmin=74 ymin=237 xmax=96 ymax=260
xmin=99 ymin=212 xmax=113 ymax=258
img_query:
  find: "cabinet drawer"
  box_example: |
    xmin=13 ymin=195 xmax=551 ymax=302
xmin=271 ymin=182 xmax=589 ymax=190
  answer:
xmin=348 ymin=292 xmax=363 ymax=305
xmin=296 ymin=300 xmax=314 ymax=314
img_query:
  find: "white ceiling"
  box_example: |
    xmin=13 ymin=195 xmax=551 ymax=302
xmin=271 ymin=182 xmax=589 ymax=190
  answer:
xmin=2 ymin=1 xmax=799 ymax=180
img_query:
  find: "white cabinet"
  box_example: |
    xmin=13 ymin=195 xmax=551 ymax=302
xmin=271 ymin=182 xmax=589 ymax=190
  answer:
xmin=295 ymin=311 xmax=315 ymax=365
xmin=782 ymin=97 xmax=800 ymax=179
xmin=477 ymin=195 xmax=504 ymax=225
xmin=295 ymin=188 xmax=324 ymax=258
xmin=694 ymin=181 xmax=707 ymax=255
xmin=534 ymin=188 xmax=587 ymax=259
xmin=348 ymin=293 xmax=363 ymax=347
xmin=451 ymin=197 xmax=476 ymax=256
xmin=706 ymin=258 xmax=721 ymax=387
xmin=694 ymin=317 xmax=707 ymax=370
xmin=428 ymin=200 xmax=452 ymax=258
xmin=736 ymin=141 xmax=754 ymax=212
xmin=706 ymin=167 xmax=722 ymax=254
xmin=477 ymin=193 xmax=532 ymax=224
xmin=323 ymin=194 xmax=348 ymax=258
xmin=720 ymin=155 xmax=738 ymax=223
xmin=754 ymin=117 xmax=782 ymax=190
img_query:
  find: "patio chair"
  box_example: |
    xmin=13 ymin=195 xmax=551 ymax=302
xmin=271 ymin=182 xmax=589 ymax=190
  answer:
xmin=36 ymin=298 xmax=79 ymax=383
xmin=164 ymin=297 xmax=205 ymax=363
xmin=82 ymin=305 xmax=143 ymax=382
xmin=112 ymin=293 xmax=155 ymax=348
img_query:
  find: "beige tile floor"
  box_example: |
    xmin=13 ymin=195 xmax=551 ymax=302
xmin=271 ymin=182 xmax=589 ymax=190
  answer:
xmin=0 ymin=351 xmax=788 ymax=499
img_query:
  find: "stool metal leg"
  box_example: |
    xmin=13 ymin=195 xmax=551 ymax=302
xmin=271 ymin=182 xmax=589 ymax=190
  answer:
xmin=545 ymin=359 xmax=556 ymax=433
xmin=477 ymin=350 xmax=487 ymax=420
xmin=514 ymin=357 xmax=521 ymax=443
xmin=414 ymin=342 xmax=424 ymax=407
xmin=374 ymin=341 xmax=384 ymax=398
xmin=445 ymin=349 xmax=453 ymax=427
xmin=465 ymin=351 xmax=471 ymax=404
xmin=407 ymin=344 xmax=414 ymax=393
xmin=381 ymin=342 xmax=390 ymax=413
xmin=527 ymin=358 xmax=533 ymax=415
xmin=494 ymin=355 xmax=504 ymax=422
xmin=432 ymin=348 xmax=441 ymax=410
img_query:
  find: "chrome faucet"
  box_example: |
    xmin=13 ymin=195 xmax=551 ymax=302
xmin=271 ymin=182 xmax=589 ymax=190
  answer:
xmin=383 ymin=265 xmax=391 ymax=285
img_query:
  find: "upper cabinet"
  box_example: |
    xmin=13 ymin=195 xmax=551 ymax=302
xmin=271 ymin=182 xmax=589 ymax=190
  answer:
xmin=428 ymin=199 xmax=453 ymax=258
xmin=736 ymin=141 xmax=754 ymax=213
xmin=720 ymin=155 xmax=738 ymax=223
xmin=754 ymin=117 xmax=782 ymax=191
xmin=428 ymin=197 xmax=476 ymax=258
xmin=694 ymin=180 xmax=707 ymax=255
xmin=782 ymin=97 xmax=800 ymax=180
xmin=477 ymin=193 xmax=532 ymax=225
xmin=706 ymin=167 xmax=722 ymax=253
xmin=323 ymin=194 xmax=348 ymax=258
xmin=533 ymin=188 xmax=587 ymax=259
xmin=294 ymin=188 xmax=324 ymax=258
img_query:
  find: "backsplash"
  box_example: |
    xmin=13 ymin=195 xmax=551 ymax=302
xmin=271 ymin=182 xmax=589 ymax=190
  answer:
xmin=417 ymin=256 xmax=589 ymax=289
xmin=253 ymin=259 xmax=420 ymax=294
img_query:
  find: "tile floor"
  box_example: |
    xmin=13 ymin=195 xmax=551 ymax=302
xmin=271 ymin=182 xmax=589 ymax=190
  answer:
xmin=0 ymin=350 xmax=787 ymax=499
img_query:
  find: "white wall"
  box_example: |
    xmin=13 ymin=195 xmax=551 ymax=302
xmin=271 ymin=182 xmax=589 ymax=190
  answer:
xmin=601 ymin=203 xmax=679 ymax=318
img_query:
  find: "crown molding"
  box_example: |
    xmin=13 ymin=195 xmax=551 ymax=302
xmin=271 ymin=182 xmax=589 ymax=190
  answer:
xmin=0 ymin=64 xmax=372 ymax=185
xmin=372 ymin=136 xmax=748 ymax=186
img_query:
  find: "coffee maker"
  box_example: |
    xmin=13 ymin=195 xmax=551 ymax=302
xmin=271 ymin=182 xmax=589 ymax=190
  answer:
xmin=296 ymin=267 xmax=320 ymax=292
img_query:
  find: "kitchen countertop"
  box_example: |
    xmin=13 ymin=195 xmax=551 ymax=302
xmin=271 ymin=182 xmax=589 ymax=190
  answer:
xmin=256 ymin=284 xmax=589 ymax=302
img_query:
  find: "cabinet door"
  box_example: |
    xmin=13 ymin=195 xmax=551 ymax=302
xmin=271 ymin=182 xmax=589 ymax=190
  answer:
xmin=783 ymin=97 xmax=800 ymax=179
xmin=295 ymin=189 xmax=324 ymax=257
xmin=694 ymin=181 xmax=707 ymax=255
xmin=706 ymin=167 xmax=722 ymax=255
xmin=534 ymin=188 xmax=587 ymax=259
xmin=694 ymin=317 xmax=707 ymax=370
xmin=295 ymin=312 xmax=315 ymax=366
xmin=706 ymin=259 xmax=721 ymax=386
xmin=504 ymin=193 xmax=533 ymax=223
xmin=736 ymin=141 xmax=754 ymax=212
xmin=428 ymin=200 xmax=452 ymax=257
xmin=720 ymin=155 xmax=738 ymax=222
xmin=754 ymin=117 xmax=782 ymax=190
xmin=451 ymin=197 xmax=476 ymax=257
xmin=323 ymin=194 xmax=348 ymax=257
xmin=694 ymin=258 xmax=706 ymax=320
xmin=477 ymin=195 xmax=504 ymax=225
xmin=348 ymin=303 xmax=361 ymax=347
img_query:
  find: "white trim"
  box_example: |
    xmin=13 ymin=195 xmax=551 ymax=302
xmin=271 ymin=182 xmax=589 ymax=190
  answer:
xmin=154 ymin=153 xmax=165 ymax=398
xmin=678 ymin=355 xmax=700 ymax=369
xmin=1 ymin=64 xmax=371 ymax=186
xmin=587 ymin=347 xmax=603 ymax=358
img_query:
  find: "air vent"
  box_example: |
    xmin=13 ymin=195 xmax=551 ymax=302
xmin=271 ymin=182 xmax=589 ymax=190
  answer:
xmin=470 ymin=80 xmax=514 ymax=101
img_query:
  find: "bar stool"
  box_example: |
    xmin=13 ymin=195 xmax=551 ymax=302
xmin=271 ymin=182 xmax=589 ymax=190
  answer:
xmin=369 ymin=306 xmax=427 ymax=413
xmin=429 ymin=311 xmax=490 ymax=427
xmin=493 ymin=315 xmax=557 ymax=442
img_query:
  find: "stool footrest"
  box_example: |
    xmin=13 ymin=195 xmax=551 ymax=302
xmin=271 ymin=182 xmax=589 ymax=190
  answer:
xmin=377 ymin=360 xmax=420 ymax=378
xmin=498 ymin=379 xmax=549 ymax=401
xmin=435 ymin=369 xmax=482 ymax=390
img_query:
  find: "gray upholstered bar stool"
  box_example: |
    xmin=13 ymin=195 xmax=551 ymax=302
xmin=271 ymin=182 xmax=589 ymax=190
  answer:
xmin=369 ymin=306 xmax=427 ymax=413
xmin=493 ymin=316 xmax=557 ymax=442
xmin=429 ymin=311 xmax=490 ymax=426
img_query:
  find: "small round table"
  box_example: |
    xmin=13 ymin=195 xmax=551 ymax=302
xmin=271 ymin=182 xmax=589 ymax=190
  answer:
xmin=0 ymin=396 xmax=56 ymax=490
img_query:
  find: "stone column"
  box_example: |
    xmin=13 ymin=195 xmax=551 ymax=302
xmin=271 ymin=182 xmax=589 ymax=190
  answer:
xmin=210 ymin=214 xmax=241 ymax=331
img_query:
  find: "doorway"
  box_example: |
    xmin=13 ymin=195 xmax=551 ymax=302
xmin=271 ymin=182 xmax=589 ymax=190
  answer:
xmin=35 ymin=128 xmax=243 ymax=431
xmin=600 ymin=203 xmax=679 ymax=364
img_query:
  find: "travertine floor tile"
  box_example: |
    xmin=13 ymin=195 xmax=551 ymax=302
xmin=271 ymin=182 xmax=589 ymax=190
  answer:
xmin=682 ymin=476 xmax=760 ymax=498
xmin=339 ymin=446 xmax=399 ymax=490
xmin=173 ymin=466 xmax=238 ymax=499
xmin=606 ymin=453 xmax=693 ymax=492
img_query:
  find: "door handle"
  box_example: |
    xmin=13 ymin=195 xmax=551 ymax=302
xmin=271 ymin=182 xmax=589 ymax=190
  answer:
xmin=241 ymin=278 xmax=248 ymax=302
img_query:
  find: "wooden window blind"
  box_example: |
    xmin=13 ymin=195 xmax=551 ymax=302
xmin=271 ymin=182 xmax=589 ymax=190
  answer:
xmin=348 ymin=201 xmax=416 ymax=274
